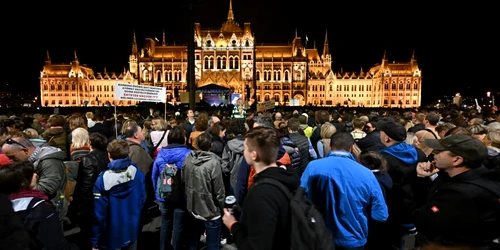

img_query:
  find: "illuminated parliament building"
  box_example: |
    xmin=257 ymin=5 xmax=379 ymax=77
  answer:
xmin=40 ymin=0 xmax=422 ymax=108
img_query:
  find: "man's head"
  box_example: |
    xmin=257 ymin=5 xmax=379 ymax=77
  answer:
xmin=424 ymin=112 xmax=440 ymax=126
xmin=1 ymin=137 xmax=35 ymax=163
xmin=287 ymin=117 xmax=300 ymax=132
xmin=244 ymin=127 xmax=280 ymax=167
xmin=187 ymin=110 xmax=194 ymax=119
xmin=197 ymin=133 xmax=213 ymax=151
xmin=274 ymin=112 xmax=282 ymax=121
xmin=208 ymin=116 xmax=220 ymax=128
xmin=330 ymin=132 xmax=355 ymax=152
xmin=123 ymin=123 xmax=145 ymax=143
xmin=424 ymin=134 xmax=487 ymax=170
xmin=378 ymin=120 xmax=407 ymax=145
xmin=107 ymin=139 xmax=130 ymax=161
xmin=253 ymin=116 xmax=274 ymax=128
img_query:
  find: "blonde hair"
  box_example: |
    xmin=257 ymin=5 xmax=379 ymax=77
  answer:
xmin=68 ymin=116 xmax=88 ymax=131
xmin=320 ymin=122 xmax=336 ymax=139
xmin=351 ymin=143 xmax=362 ymax=160
xmin=487 ymin=129 xmax=500 ymax=148
xmin=23 ymin=128 xmax=39 ymax=139
xmin=152 ymin=118 xmax=168 ymax=131
xmin=71 ymin=127 xmax=89 ymax=149
xmin=85 ymin=112 xmax=94 ymax=119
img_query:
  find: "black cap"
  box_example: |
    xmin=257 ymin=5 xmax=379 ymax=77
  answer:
xmin=424 ymin=134 xmax=488 ymax=162
xmin=377 ymin=120 xmax=407 ymax=142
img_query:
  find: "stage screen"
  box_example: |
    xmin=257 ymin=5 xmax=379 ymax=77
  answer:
xmin=203 ymin=92 xmax=224 ymax=106
xmin=231 ymin=94 xmax=241 ymax=105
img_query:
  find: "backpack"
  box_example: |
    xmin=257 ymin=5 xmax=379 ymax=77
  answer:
xmin=64 ymin=160 xmax=79 ymax=203
xmin=256 ymin=178 xmax=335 ymax=250
xmin=157 ymin=163 xmax=178 ymax=200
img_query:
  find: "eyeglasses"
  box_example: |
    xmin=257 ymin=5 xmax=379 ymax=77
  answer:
xmin=5 ymin=138 xmax=27 ymax=150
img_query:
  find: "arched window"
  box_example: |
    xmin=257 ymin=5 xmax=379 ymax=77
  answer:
xmin=222 ymin=56 xmax=227 ymax=69
xmin=234 ymin=56 xmax=239 ymax=69
xmin=217 ymin=57 xmax=223 ymax=69
xmin=274 ymin=71 xmax=281 ymax=81
xmin=204 ymin=56 xmax=210 ymax=69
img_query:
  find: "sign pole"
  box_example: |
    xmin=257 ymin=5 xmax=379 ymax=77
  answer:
xmin=114 ymin=104 xmax=118 ymax=139
xmin=164 ymin=102 xmax=167 ymax=121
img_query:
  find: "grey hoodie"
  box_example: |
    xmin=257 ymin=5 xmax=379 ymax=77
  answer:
xmin=221 ymin=137 xmax=245 ymax=191
xmin=28 ymin=146 xmax=68 ymax=219
xmin=182 ymin=151 xmax=225 ymax=220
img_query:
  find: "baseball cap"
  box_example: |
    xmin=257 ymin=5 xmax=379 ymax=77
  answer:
xmin=423 ymin=134 xmax=487 ymax=162
xmin=377 ymin=120 xmax=407 ymax=142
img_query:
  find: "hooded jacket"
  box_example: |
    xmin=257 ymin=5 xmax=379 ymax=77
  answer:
xmin=221 ymin=136 xmax=245 ymax=191
xmin=182 ymin=150 xmax=225 ymax=220
xmin=91 ymin=157 xmax=146 ymax=249
xmin=380 ymin=142 xmax=427 ymax=226
xmin=231 ymin=167 xmax=300 ymax=250
xmin=28 ymin=146 xmax=68 ymax=220
xmin=151 ymin=143 xmax=191 ymax=203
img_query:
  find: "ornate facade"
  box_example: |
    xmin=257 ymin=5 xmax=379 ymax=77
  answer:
xmin=40 ymin=0 xmax=422 ymax=108
xmin=40 ymin=51 xmax=139 ymax=107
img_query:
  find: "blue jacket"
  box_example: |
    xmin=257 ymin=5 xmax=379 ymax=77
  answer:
xmin=151 ymin=144 xmax=191 ymax=202
xmin=91 ymin=157 xmax=146 ymax=249
xmin=300 ymin=150 xmax=388 ymax=248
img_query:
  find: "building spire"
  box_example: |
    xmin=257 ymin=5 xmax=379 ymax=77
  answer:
xmin=73 ymin=50 xmax=78 ymax=61
xmin=227 ymin=0 xmax=234 ymax=20
xmin=45 ymin=50 xmax=50 ymax=61
xmin=323 ymin=29 xmax=329 ymax=56
xmin=411 ymin=48 xmax=416 ymax=61
xmin=295 ymin=28 xmax=298 ymax=38
xmin=162 ymin=29 xmax=166 ymax=46
xmin=132 ymin=30 xmax=138 ymax=55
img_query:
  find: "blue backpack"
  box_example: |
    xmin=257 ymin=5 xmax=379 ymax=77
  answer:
xmin=157 ymin=164 xmax=178 ymax=199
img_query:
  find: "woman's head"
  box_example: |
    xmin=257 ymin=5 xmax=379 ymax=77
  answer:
xmin=0 ymin=161 xmax=36 ymax=195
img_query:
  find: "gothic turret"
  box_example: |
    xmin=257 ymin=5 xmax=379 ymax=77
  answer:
xmin=129 ymin=31 xmax=138 ymax=75
xmin=221 ymin=0 xmax=242 ymax=33
xmin=321 ymin=29 xmax=331 ymax=67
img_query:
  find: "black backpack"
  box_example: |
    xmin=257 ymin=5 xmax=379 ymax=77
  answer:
xmin=257 ymin=178 xmax=335 ymax=250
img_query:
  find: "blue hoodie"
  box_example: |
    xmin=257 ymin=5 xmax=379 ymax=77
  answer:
xmin=91 ymin=157 xmax=146 ymax=249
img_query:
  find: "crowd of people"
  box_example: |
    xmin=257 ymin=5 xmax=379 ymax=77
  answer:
xmin=0 ymin=106 xmax=499 ymax=250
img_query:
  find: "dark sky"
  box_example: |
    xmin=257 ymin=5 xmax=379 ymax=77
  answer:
xmin=6 ymin=0 xmax=499 ymax=105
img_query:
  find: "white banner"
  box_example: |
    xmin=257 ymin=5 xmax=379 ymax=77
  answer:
xmin=114 ymin=83 xmax=166 ymax=103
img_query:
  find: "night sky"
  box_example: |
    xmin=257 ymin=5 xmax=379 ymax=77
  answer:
xmin=6 ymin=0 xmax=498 ymax=105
